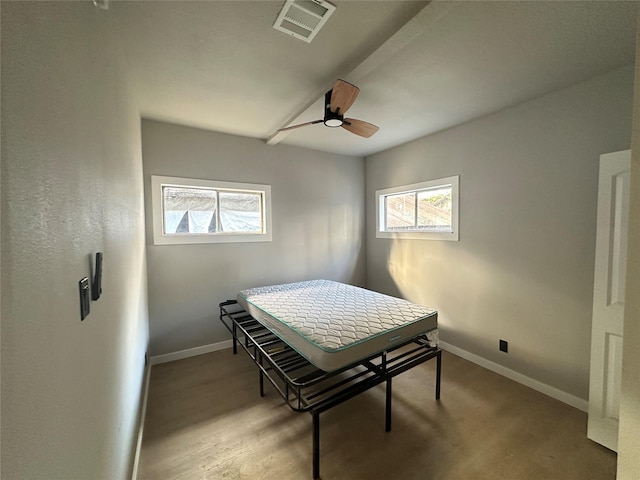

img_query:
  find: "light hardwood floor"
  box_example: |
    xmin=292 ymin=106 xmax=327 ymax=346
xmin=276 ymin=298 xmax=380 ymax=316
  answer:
xmin=138 ymin=349 xmax=616 ymax=480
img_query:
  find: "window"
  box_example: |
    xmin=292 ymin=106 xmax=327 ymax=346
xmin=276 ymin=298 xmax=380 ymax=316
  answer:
xmin=376 ymin=175 xmax=459 ymax=241
xmin=151 ymin=175 xmax=272 ymax=245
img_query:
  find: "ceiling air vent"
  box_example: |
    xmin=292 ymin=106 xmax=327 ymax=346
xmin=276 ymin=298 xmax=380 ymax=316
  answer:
xmin=273 ymin=0 xmax=336 ymax=43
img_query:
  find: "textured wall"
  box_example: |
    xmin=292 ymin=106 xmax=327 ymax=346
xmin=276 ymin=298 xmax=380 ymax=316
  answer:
xmin=365 ymin=66 xmax=634 ymax=401
xmin=1 ymin=3 xmax=149 ymax=479
xmin=142 ymin=120 xmax=366 ymax=356
xmin=617 ymin=12 xmax=640 ymax=479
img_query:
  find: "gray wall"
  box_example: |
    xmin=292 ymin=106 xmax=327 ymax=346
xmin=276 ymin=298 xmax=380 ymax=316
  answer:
xmin=1 ymin=2 xmax=149 ymax=479
xmin=618 ymin=14 xmax=640 ymax=479
xmin=365 ymin=65 xmax=634 ymax=401
xmin=142 ymin=120 xmax=366 ymax=356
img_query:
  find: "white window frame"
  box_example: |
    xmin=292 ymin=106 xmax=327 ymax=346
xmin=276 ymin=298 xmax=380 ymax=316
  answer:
xmin=151 ymin=175 xmax=272 ymax=245
xmin=376 ymin=175 xmax=459 ymax=241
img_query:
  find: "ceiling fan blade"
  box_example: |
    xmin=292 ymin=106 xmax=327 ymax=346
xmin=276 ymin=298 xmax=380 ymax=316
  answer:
xmin=277 ymin=120 xmax=323 ymax=132
xmin=330 ymin=80 xmax=359 ymax=115
xmin=342 ymin=118 xmax=379 ymax=138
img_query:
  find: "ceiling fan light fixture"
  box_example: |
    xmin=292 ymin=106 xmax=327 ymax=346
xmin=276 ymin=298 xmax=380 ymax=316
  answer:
xmin=324 ymin=118 xmax=343 ymax=127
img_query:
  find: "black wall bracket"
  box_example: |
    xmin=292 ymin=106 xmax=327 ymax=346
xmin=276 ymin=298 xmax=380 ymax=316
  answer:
xmin=79 ymin=277 xmax=90 ymax=320
xmin=91 ymin=252 xmax=103 ymax=301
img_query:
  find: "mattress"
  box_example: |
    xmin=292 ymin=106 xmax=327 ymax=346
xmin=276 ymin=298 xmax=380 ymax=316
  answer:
xmin=237 ymin=280 xmax=438 ymax=372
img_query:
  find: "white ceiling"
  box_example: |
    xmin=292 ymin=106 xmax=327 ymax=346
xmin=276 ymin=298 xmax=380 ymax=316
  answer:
xmin=116 ymin=1 xmax=638 ymax=157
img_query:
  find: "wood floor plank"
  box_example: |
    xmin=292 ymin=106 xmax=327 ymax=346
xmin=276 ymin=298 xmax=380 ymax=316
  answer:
xmin=139 ymin=349 xmax=615 ymax=480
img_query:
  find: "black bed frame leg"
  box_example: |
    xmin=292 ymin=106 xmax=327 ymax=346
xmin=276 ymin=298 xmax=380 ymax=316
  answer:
xmin=385 ymin=378 xmax=392 ymax=432
xmin=259 ymin=370 xmax=265 ymax=397
xmin=312 ymin=412 xmax=320 ymax=480
xmin=436 ymin=349 xmax=442 ymax=400
xmin=257 ymin=352 xmax=265 ymax=397
xmin=232 ymin=322 xmax=238 ymax=355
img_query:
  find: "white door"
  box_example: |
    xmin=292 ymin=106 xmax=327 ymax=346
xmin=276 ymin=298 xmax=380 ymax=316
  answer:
xmin=587 ymin=150 xmax=631 ymax=452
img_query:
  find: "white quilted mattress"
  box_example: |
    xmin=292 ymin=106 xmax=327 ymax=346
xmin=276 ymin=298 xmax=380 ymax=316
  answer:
xmin=237 ymin=280 xmax=438 ymax=372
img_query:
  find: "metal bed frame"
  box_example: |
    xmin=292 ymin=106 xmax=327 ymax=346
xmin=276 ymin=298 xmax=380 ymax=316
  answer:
xmin=219 ymin=299 xmax=442 ymax=479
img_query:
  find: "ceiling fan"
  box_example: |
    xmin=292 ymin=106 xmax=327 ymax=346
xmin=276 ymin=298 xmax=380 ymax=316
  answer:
xmin=278 ymin=79 xmax=379 ymax=138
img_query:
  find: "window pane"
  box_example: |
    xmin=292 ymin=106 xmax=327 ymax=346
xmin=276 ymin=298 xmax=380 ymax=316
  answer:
xmin=153 ymin=175 xmax=272 ymax=245
xmin=162 ymin=186 xmax=216 ymax=234
xmin=385 ymin=192 xmax=416 ymax=230
xmin=376 ymin=175 xmax=458 ymax=241
xmin=417 ymin=187 xmax=452 ymax=231
xmin=219 ymin=191 xmax=262 ymax=233
xmin=189 ymin=211 xmax=216 ymax=233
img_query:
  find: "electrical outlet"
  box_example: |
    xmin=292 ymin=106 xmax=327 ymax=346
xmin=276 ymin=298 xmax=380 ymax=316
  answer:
xmin=499 ymin=339 xmax=508 ymax=353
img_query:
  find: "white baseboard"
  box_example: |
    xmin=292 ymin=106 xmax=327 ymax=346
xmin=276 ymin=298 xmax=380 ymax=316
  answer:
xmin=439 ymin=341 xmax=588 ymax=412
xmin=148 ymin=339 xmax=588 ymax=412
xmin=150 ymin=339 xmax=233 ymax=365
xmin=131 ymin=358 xmax=152 ymax=480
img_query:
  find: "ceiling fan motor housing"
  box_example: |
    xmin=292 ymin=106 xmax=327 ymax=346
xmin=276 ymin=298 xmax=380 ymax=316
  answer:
xmin=324 ymin=90 xmax=344 ymax=127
